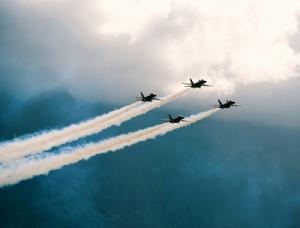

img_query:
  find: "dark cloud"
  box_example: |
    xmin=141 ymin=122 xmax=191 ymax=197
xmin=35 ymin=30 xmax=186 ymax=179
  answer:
xmin=0 ymin=0 xmax=174 ymax=103
xmin=0 ymin=91 xmax=300 ymax=227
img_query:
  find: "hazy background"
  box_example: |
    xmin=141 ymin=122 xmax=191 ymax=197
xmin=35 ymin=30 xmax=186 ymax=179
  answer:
xmin=1 ymin=0 xmax=300 ymax=227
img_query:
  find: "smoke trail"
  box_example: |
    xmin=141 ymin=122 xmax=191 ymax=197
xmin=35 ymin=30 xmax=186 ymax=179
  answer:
xmin=0 ymin=88 xmax=191 ymax=163
xmin=0 ymin=108 xmax=219 ymax=187
xmin=0 ymin=102 xmax=141 ymax=163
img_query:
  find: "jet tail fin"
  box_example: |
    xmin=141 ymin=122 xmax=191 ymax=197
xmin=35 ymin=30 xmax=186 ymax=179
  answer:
xmin=168 ymin=114 xmax=173 ymax=121
xmin=190 ymin=78 xmax=194 ymax=85
xmin=141 ymin=92 xmax=145 ymax=98
xmin=218 ymin=99 xmax=222 ymax=106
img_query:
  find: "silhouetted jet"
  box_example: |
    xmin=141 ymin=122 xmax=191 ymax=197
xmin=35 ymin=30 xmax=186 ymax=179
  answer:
xmin=182 ymin=78 xmax=212 ymax=88
xmin=213 ymin=99 xmax=238 ymax=109
xmin=168 ymin=114 xmax=186 ymax=123
xmin=136 ymin=92 xmax=159 ymax=102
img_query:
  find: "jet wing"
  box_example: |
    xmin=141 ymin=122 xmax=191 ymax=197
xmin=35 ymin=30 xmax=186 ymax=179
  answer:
xmin=180 ymin=119 xmax=190 ymax=122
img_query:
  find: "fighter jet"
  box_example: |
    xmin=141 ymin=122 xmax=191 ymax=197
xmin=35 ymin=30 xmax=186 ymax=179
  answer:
xmin=213 ymin=99 xmax=238 ymax=109
xmin=135 ymin=92 xmax=159 ymax=102
xmin=167 ymin=114 xmax=187 ymax=123
xmin=182 ymin=78 xmax=212 ymax=88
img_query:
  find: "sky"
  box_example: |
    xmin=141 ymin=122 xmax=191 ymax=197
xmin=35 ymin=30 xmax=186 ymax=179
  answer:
xmin=1 ymin=0 xmax=300 ymax=127
xmin=1 ymin=0 xmax=300 ymax=227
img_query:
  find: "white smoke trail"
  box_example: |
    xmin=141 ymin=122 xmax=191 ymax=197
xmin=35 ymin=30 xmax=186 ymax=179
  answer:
xmin=0 ymin=88 xmax=191 ymax=163
xmin=0 ymin=108 xmax=219 ymax=187
xmin=0 ymin=102 xmax=141 ymax=162
xmin=0 ymin=102 xmax=141 ymax=163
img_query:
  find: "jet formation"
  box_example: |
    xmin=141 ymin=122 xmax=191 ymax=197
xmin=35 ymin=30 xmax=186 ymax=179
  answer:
xmin=136 ymin=77 xmax=238 ymax=123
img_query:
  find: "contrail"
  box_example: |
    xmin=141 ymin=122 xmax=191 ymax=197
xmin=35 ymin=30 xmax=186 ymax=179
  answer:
xmin=0 ymin=102 xmax=141 ymax=163
xmin=0 ymin=88 xmax=191 ymax=163
xmin=0 ymin=108 xmax=219 ymax=187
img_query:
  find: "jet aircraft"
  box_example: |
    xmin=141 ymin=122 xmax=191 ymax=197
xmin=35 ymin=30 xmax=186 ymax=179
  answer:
xmin=182 ymin=78 xmax=212 ymax=88
xmin=136 ymin=92 xmax=159 ymax=102
xmin=213 ymin=99 xmax=238 ymax=109
xmin=167 ymin=114 xmax=187 ymax=124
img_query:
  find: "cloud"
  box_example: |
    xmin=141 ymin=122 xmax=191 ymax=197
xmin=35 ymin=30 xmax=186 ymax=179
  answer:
xmin=1 ymin=0 xmax=300 ymax=127
xmin=90 ymin=0 xmax=300 ymax=94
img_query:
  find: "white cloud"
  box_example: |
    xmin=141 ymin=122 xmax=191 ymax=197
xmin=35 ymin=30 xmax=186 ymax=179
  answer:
xmin=78 ymin=0 xmax=300 ymax=95
xmin=4 ymin=0 xmax=300 ymax=94
xmin=1 ymin=0 xmax=300 ymax=127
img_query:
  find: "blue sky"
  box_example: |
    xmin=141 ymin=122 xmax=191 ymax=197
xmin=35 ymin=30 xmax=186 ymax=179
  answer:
xmin=1 ymin=0 xmax=300 ymax=227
